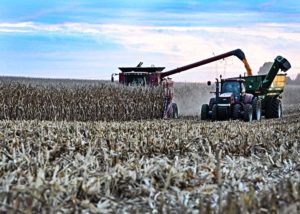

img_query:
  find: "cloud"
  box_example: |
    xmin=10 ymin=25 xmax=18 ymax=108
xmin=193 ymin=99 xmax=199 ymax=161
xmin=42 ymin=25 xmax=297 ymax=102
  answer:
xmin=1 ymin=21 xmax=300 ymax=81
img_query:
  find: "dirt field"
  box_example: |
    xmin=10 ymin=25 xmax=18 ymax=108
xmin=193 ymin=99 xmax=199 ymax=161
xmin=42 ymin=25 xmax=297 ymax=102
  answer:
xmin=0 ymin=78 xmax=299 ymax=213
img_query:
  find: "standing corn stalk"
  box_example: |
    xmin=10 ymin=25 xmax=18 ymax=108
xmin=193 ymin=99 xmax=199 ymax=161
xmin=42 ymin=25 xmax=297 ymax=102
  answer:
xmin=0 ymin=80 xmax=164 ymax=121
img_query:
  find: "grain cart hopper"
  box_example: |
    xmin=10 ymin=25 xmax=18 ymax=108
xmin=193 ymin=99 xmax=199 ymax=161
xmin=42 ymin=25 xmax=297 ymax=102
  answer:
xmin=112 ymin=49 xmax=252 ymax=118
xmin=201 ymin=56 xmax=291 ymax=122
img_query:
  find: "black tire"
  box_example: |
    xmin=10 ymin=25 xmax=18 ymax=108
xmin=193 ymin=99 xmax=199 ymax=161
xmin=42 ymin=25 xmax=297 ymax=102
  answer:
xmin=218 ymin=107 xmax=229 ymax=120
xmin=243 ymin=104 xmax=253 ymax=122
xmin=209 ymin=98 xmax=216 ymax=110
xmin=252 ymin=98 xmax=262 ymax=121
xmin=232 ymin=104 xmax=242 ymax=120
xmin=201 ymin=104 xmax=209 ymax=120
xmin=172 ymin=103 xmax=179 ymax=119
xmin=265 ymin=98 xmax=282 ymax=119
xmin=212 ymin=104 xmax=218 ymax=121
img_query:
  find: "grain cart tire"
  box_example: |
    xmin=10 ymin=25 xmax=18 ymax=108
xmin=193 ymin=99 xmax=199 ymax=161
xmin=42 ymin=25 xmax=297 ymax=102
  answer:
xmin=252 ymin=98 xmax=262 ymax=121
xmin=244 ymin=104 xmax=253 ymax=122
xmin=172 ymin=103 xmax=179 ymax=119
xmin=232 ymin=104 xmax=242 ymax=120
xmin=266 ymin=98 xmax=282 ymax=118
xmin=201 ymin=104 xmax=209 ymax=120
xmin=209 ymin=98 xmax=216 ymax=110
xmin=212 ymin=104 xmax=218 ymax=121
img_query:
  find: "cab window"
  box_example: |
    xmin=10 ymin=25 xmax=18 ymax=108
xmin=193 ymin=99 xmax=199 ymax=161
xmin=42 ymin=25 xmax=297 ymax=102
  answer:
xmin=222 ymin=82 xmax=240 ymax=95
xmin=125 ymin=74 xmax=148 ymax=86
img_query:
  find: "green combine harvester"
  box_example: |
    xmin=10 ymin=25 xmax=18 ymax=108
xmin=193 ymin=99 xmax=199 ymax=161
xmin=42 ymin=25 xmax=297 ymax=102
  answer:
xmin=201 ymin=56 xmax=291 ymax=122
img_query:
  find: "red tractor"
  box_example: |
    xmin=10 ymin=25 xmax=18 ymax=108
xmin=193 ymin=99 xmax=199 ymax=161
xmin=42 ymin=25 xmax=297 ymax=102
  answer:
xmin=201 ymin=56 xmax=291 ymax=122
xmin=111 ymin=49 xmax=252 ymax=118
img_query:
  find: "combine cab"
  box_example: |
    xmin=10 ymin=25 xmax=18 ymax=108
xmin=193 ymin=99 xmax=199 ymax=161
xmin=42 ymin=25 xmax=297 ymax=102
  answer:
xmin=201 ymin=56 xmax=291 ymax=122
xmin=113 ymin=64 xmax=165 ymax=87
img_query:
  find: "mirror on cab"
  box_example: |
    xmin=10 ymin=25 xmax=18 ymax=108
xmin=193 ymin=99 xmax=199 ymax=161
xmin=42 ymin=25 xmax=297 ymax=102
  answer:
xmin=207 ymin=81 xmax=211 ymax=86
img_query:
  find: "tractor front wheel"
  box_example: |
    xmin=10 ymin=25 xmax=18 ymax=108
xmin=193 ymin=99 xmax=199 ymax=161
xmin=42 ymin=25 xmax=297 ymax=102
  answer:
xmin=209 ymin=98 xmax=216 ymax=110
xmin=201 ymin=104 xmax=209 ymax=120
xmin=212 ymin=104 xmax=218 ymax=121
xmin=218 ymin=107 xmax=229 ymax=120
xmin=244 ymin=104 xmax=253 ymax=122
xmin=232 ymin=104 xmax=241 ymax=120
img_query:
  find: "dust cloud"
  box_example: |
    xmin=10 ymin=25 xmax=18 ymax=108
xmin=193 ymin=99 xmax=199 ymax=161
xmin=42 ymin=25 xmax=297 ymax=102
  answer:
xmin=173 ymin=82 xmax=214 ymax=116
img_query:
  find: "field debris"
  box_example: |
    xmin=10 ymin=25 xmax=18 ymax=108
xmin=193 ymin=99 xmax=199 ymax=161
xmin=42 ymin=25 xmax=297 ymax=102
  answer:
xmin=0 ymin=112 xmax=299 ymax=213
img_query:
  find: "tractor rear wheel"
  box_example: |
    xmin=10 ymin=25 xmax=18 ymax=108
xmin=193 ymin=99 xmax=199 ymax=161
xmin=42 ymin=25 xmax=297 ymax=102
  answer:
xmin=244 ymin=104 xmax=253 ymax=122
xmin=209 ymin=98 xmax=216 ymax=110
xmin=252 ymin=98 xmax=262 ymax=121
xmin=201 ymin=104 xmax=209 ymax=120
xmin=172 ymin=103 xmax=179 ymax=119
xmin=265 ymin=98 xmax=282 ymax=118
xmin=212 ymin=104 xmax=218 ymax=121
xmin=232 ymin=104 xmax=241 ymax=120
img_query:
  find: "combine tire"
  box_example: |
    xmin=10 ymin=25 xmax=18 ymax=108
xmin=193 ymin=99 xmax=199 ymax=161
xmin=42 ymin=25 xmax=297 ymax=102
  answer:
xmin=201 ymin=104 xmax=209 ymax=120
xmin=232 ymin=104 xmax=241 ymax=120
xmin=243 ymin=104 xmax=253 ymax=122
xmin=265 ymin=98 xmax=282 ymax=118
xmin=172 ymin=103 xmax=179 ymax=119
xmin=252 ymin=98 xmax=262 ymax=121
xmin=209 ymin=98 xmax=216 ymax=110
xmin=212 ymin=104 xmax=218 ymax=121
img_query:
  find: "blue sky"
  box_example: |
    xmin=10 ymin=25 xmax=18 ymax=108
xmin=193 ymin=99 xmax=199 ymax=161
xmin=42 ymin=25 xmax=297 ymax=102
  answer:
xmin=0 ymin=0 xmax=300 ymax=81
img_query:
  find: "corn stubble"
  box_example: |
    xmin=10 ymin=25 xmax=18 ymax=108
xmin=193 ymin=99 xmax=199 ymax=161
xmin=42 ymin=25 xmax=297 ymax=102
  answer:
xmin=0 ymin=114 xmax=300 ymax=213
xmin=0 ymin=78 xmax=300 ymax=213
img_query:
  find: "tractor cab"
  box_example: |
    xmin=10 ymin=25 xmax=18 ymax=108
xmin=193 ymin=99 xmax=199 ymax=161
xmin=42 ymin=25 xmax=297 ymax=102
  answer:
xmin=112 ymin=63 xmax=165 ymax=87
xmin=221 ymin=79 xmax=246 ymax=103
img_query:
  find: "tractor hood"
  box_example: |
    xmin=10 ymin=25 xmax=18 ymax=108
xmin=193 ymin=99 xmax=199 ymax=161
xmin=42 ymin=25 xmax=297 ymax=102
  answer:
xmin=219 ymin=92 xmax=234 ymax=98
xmin=219 ymin=93 xmax=234 ymax=104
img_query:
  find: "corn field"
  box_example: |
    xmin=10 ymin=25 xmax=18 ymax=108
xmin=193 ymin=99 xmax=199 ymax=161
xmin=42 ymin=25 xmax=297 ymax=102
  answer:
xmin=0 ymin=80 xmax=164 ymax=121
xmin=0 ymin=77 xmax=299 ymax=213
